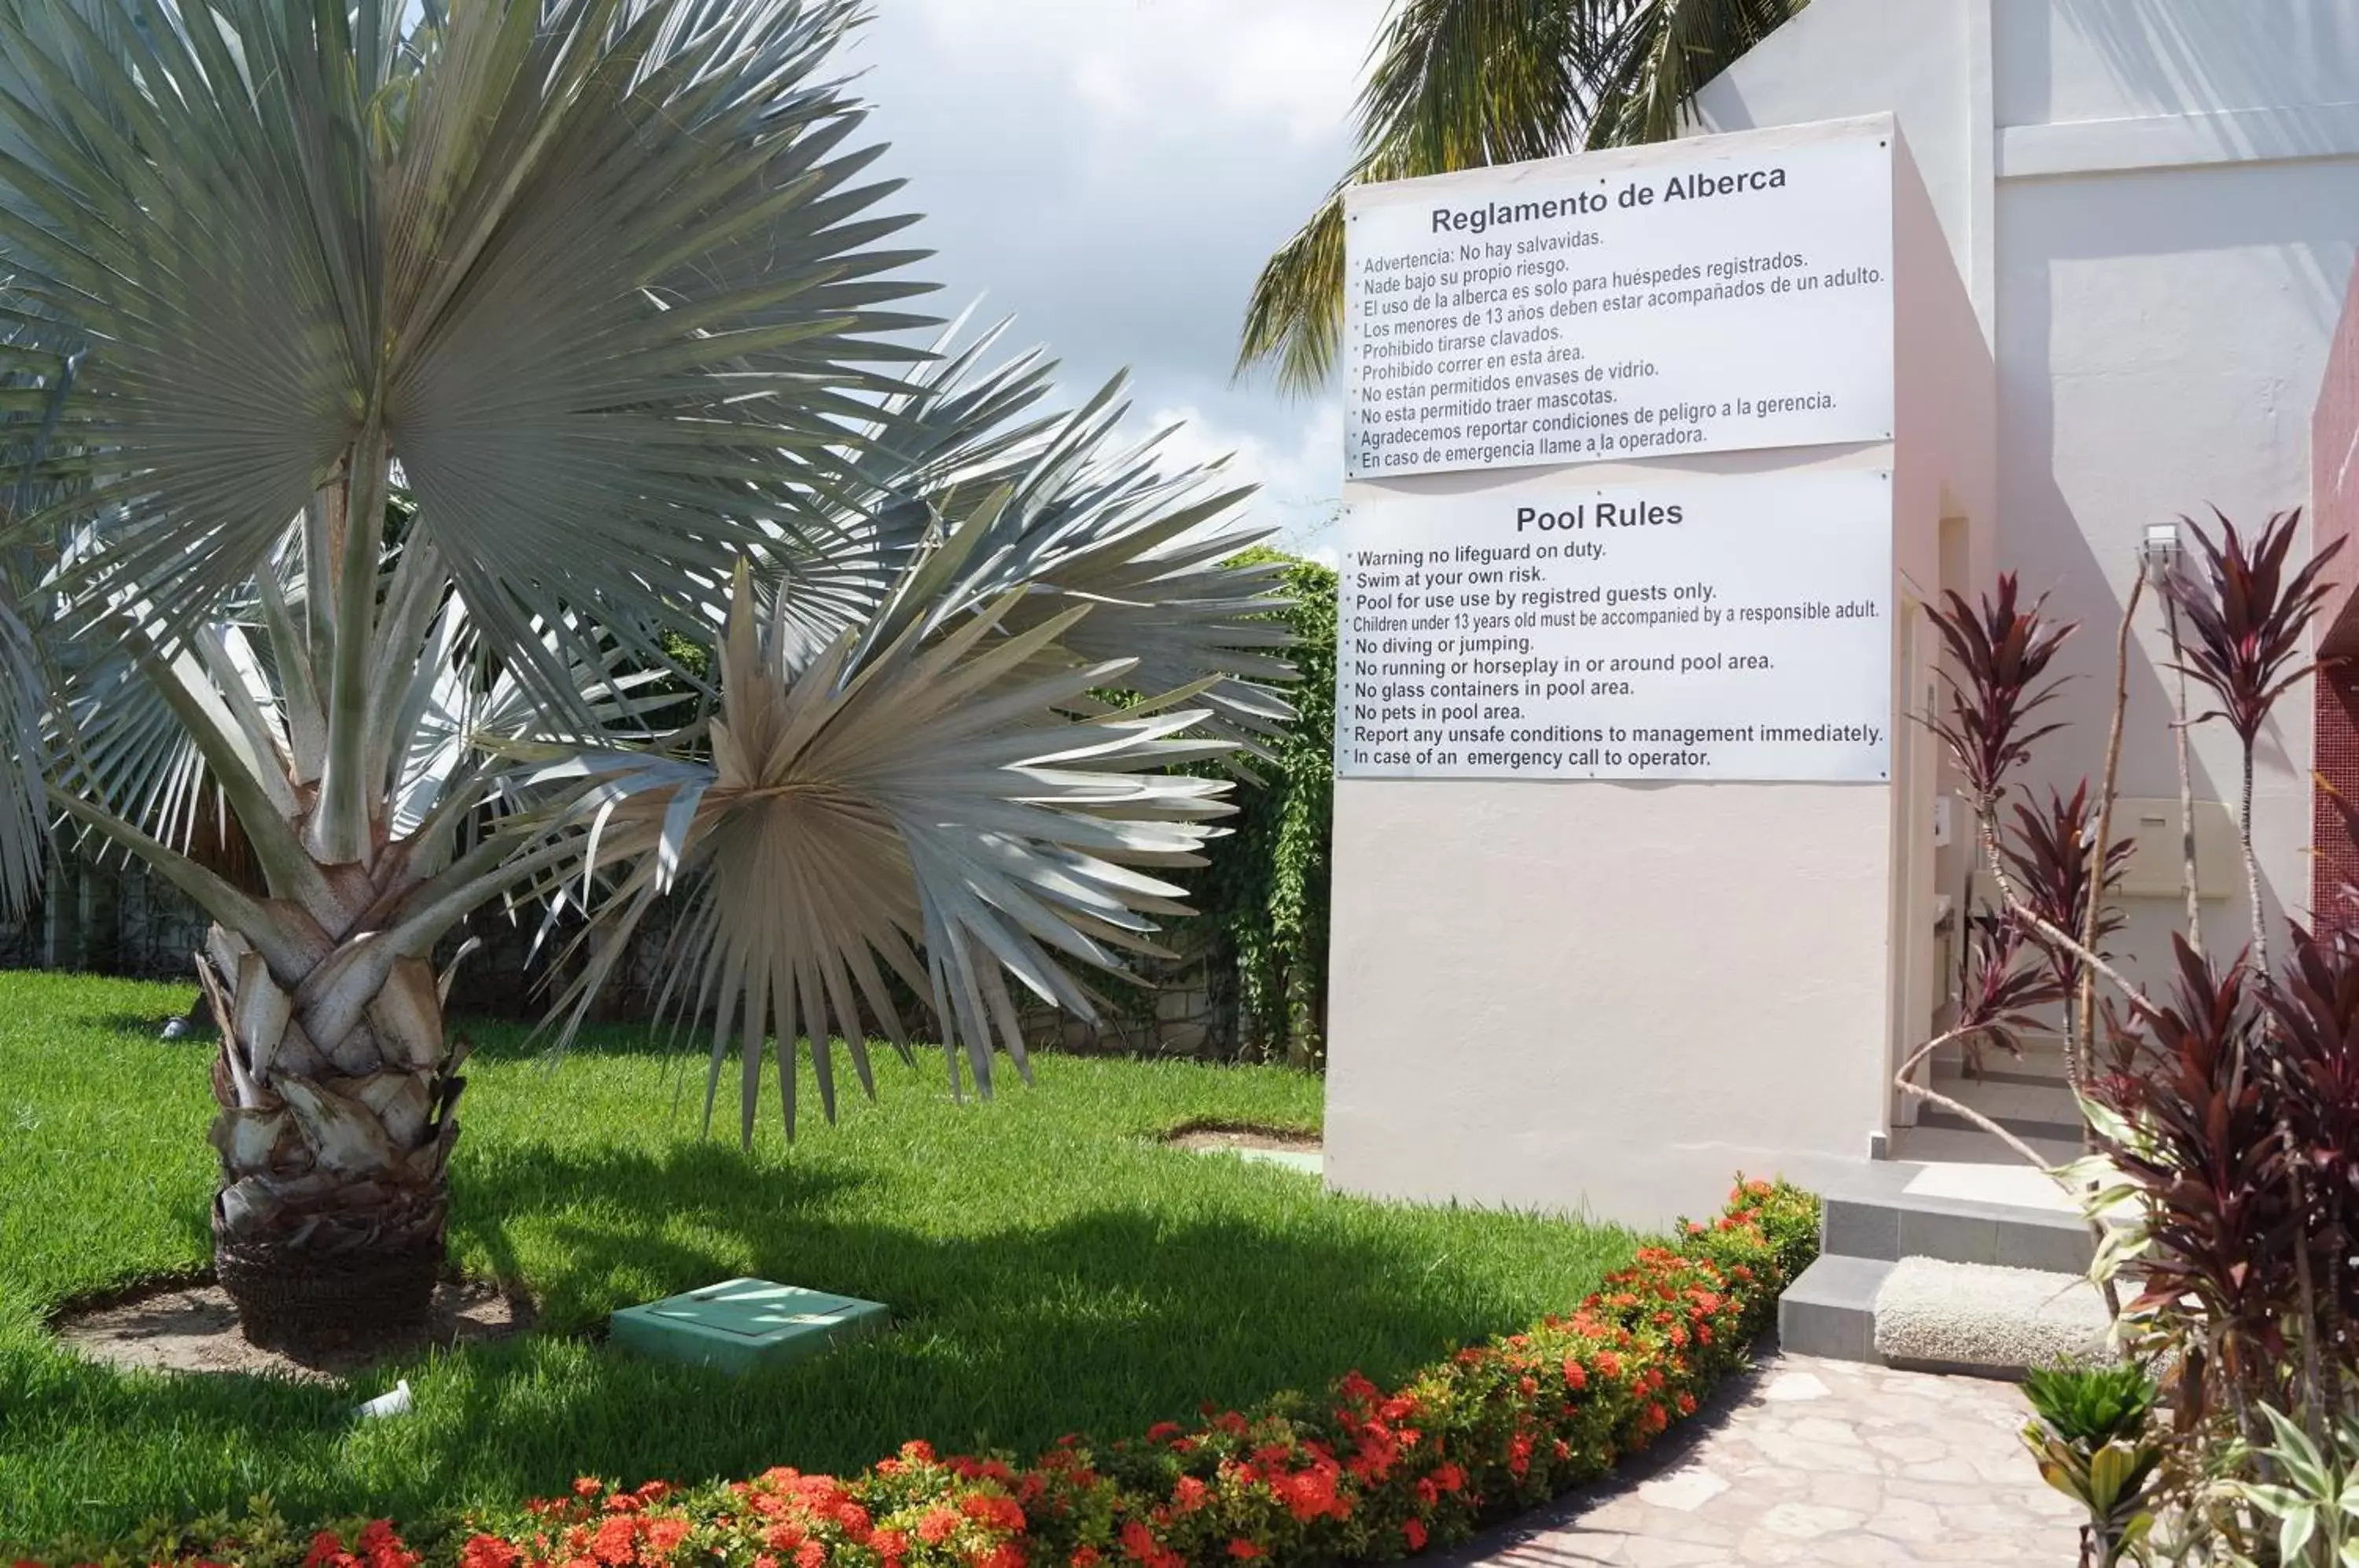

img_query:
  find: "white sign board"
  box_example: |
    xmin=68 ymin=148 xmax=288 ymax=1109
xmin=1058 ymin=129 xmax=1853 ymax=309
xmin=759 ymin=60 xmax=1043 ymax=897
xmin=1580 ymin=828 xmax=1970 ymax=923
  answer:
xmin=1334 ymin=470 xmax=1891 ymax=782
xmin=1344 ymin=130 xmax=1893 ymax=479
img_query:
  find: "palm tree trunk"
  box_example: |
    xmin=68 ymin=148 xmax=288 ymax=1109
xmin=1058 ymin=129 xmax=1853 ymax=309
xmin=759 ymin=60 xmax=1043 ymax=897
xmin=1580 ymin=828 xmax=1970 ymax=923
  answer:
xmin=198 ymin=920 xmax=462 ymax=1353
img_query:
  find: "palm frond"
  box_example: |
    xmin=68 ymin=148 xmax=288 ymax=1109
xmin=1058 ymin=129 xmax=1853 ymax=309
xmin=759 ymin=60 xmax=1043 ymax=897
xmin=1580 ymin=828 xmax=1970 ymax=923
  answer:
xmin=1236 ymin=194 xmax=1348 ymax=400
xmin=0 ymin=0 xmax=932 ymax=710
xmin=1357 ymin=0 xmax=1598 ymax=171
xmin=545 ymin=554 xmax=1235 ymax=1143
xmin=907 ymin=378 xmax=1291 ymax=753
xmin=1238 ymin=0 xmax=1807 ymax=388
xmin=1584 ymin=0 xmax=1801 ymax=149
xmin=3 ymin=0 xmax=1294 ymax=1113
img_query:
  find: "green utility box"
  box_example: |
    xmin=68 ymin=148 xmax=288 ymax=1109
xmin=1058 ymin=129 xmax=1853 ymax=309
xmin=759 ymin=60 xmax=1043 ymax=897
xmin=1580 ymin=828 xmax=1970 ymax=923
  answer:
xmin=609 ymin=1279 xmax=889 ymax=1375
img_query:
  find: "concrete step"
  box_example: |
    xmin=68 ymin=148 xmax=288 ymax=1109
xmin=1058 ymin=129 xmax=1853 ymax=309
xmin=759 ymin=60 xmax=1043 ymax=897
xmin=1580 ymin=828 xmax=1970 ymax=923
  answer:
xmin=1916 ymin=1106 xmax=2085 ymax=1144
xmin=1936 ymin=1055 xmax=2070 ymax=1090
xmin=1886 ymin=1124 xmax=2082 ymax=1167
xmin=1926 ymin=1072 xmax=2077 ymax=1123
xmin=1779 ymin=1253 xmax=1893 ymax=1364
xmin=1915 ymin=1068 xmax=2082 ymax=1143
xmin=1823 ymin=1160 xmax=2096 ymax=1273
xmin=1780 ymin=1252 xmax=2110 ymax=1378
xmin=1872 ymin=1257 xmax=2109 ymax=1375
xmin=1785 ymin=1158 xmax=2119 ymax=1378
xmin=1933 ymin=1037 xmax=2071 ymax=1088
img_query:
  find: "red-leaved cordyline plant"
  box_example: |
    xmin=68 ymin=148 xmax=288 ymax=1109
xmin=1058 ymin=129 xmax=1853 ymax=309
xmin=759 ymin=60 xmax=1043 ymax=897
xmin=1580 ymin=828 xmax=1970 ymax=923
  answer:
xmin=2088 ymin=940 xmax=2291 ymax=1426
xmin=2254 ymin=922 xmax=2359 ymax=1432
xmin=1926 ymin=574 xmax=2076 ymax=819
xmin=1960 ymin=911 xmax=2073 ymax=1058
xmin=2004 ymin=783 xmax=2132 ymax=1076
xmin=1906 ymin=510 xmax=2357 ymax=1559
xmin=1922 ymin=578 xmax=2146 ymax=1073
xmin=2162 ymin=508 xmax=2343 ymax=966
xmin=1889 ymin=911 xmax=2077 ymax=1172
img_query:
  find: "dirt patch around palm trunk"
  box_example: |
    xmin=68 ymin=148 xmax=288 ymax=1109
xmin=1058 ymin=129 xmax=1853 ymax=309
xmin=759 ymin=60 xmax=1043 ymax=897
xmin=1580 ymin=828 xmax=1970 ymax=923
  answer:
xmin=53 ymin=1275 xmax=533 ymax=1382
xmin=1162 ymin=1122 xmax=1322 ymax=1154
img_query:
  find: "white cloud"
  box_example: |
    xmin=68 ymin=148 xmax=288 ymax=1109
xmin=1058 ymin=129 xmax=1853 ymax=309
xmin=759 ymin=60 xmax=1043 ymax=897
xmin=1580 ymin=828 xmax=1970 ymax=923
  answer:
xmin=845 ymin=1 xmax=1364 ymax=565
xmin=1139 ymin=397 xmax=1341 ymax=549
xmin=892 ymin=0 xmax=1377 ymax=146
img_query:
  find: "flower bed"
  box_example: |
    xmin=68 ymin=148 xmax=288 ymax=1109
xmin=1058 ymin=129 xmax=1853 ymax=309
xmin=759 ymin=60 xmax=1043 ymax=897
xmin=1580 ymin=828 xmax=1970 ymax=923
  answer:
xmin=24 ymin=1180 xmax=1817 ymax=1568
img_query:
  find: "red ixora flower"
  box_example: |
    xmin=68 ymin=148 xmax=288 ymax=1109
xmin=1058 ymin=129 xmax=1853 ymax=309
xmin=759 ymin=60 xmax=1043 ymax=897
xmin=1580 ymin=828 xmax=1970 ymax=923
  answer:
xmin=105 ymin=1189 xmax=1782 ymax=1568
xmin=459 ymin=1539 xmax=521 ymax=1568
xmin=590 ymin=1515 xmax=639 ymax=1566
xmin=961 ymin=1493 xmax=1026 ymax=1533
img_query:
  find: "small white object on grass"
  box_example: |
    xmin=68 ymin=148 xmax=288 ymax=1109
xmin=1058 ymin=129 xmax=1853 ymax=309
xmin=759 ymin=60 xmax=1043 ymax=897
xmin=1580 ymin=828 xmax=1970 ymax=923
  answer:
xmin=355 ymin=1378 xmax=413 ymax=1420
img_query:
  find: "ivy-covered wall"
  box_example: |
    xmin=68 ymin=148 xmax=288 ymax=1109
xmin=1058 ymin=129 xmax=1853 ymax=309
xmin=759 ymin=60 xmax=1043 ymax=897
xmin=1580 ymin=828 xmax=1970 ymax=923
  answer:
xmin=1177 ymin=550 xmax=1335 ymax=1066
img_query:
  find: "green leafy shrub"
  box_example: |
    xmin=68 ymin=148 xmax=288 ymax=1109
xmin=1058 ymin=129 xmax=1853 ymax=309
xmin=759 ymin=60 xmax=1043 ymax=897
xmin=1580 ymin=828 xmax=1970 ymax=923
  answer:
xmin=2019 ymin=1362 xmax=2164 ymax=1568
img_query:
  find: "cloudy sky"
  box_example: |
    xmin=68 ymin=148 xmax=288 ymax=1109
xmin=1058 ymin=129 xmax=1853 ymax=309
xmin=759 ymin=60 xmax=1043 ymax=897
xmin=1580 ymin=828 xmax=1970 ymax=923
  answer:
xmin=845 ymin=0 xmax=1387 ymax=561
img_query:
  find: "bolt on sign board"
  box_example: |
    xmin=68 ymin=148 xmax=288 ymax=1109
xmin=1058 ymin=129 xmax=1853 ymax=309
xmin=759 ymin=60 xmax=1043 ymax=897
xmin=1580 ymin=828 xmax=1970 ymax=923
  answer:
xmin=1334 ymin=469 xmax=1892 ymax=782
xmin=1344 ymin=127 xmax=1894 ymax=479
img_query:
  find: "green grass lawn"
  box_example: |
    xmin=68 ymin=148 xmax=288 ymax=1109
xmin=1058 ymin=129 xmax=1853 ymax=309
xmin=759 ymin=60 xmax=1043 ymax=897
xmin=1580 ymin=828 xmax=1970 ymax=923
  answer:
xmin=0 ymin=970 xmax=1635 ymax=1547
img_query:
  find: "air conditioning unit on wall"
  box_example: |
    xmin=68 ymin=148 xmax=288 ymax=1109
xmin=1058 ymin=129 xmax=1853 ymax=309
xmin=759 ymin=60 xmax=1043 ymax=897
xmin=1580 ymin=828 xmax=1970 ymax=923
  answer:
xmin=2115 ymin=798 xmax=2238 ymax=900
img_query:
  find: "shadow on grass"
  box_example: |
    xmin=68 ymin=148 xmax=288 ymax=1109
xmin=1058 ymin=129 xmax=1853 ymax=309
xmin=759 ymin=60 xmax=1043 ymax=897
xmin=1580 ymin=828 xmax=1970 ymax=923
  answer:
xmin=9 ymin=1136 xmax=1554 ymax=1542
xmin=378 ymin=1202 xmax=1496 ymax=1525
xmin=452 ymin=1139 xmax=873 ymax=1327
xmin=455 ymin=1015 xmax=732 ymax=1063
xmin=451 ymin=1019 xmax=958 ymax=1080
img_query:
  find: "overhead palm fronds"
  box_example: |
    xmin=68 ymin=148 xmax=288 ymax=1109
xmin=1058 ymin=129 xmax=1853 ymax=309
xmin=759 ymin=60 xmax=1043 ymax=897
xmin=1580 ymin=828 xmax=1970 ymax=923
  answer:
xmin=1238 ymin=0 xmax=1808 ymax=392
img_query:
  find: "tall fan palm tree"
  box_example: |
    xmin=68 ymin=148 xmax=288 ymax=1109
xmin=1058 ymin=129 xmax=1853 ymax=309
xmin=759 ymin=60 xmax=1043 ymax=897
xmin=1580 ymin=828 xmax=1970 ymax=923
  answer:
xmin=1238 ymin=0 xmax=1807 ymax=393
xmin=0 ymin=0 xmax=1289 ymax=1352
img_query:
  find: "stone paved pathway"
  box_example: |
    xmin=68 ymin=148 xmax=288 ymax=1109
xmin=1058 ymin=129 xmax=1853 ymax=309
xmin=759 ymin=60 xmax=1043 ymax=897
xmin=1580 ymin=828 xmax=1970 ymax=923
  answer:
xmin=1441 ymin=1353 xmax=2082 ymax=1566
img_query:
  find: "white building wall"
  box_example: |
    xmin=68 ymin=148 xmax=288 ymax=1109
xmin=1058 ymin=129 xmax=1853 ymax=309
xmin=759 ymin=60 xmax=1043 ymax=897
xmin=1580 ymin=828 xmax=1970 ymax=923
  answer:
xmin=1323 ymin=120 xmax=1991 ymax=1228
xmin=1328 ymin=1 xmax=2359 ymax=1229
xmin=1695 ymin=0 xmax=2359 ymax=979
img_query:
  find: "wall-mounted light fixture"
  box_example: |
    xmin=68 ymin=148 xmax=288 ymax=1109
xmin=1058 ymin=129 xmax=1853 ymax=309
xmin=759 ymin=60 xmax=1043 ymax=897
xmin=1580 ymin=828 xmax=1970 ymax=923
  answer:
xmin=2141 ymin=520 xmax=2183 ymax=586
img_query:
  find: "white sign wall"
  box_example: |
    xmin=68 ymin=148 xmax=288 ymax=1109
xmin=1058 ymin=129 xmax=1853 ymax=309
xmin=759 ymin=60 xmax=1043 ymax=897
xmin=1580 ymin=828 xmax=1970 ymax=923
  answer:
xmin=1334 ymin=470 xmax=1892 ymax=782
xmin=1344 ymin=132 xmax=1894 ymax=479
